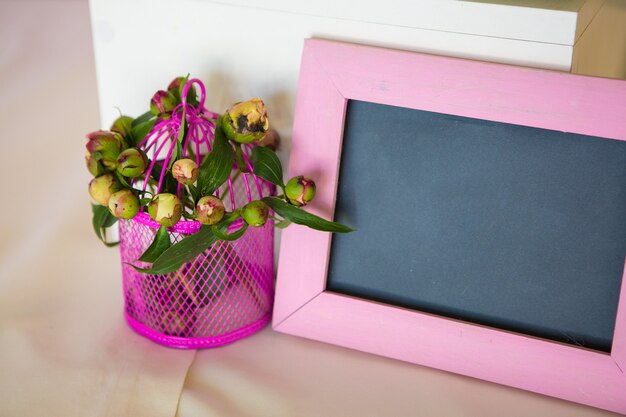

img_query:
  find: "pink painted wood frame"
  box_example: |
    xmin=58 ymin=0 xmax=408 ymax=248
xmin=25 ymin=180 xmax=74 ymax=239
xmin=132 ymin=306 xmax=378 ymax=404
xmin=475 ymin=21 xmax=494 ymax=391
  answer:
xmin=273 ymin=39 xmax=626 ymax=414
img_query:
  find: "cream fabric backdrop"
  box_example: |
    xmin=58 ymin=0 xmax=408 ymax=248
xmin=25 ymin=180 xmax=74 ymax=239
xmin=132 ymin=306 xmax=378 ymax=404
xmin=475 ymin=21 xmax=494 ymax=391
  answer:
xmin=0 ymin=2 xmax=195 ymax=416
xmin=0 ymin=1 xmax=621 ymax=417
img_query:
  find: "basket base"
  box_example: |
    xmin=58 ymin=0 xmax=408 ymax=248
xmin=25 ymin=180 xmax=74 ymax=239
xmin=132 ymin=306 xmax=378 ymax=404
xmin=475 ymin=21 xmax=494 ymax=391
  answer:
xmin=124 ymin=311 xmax=271 ymax=349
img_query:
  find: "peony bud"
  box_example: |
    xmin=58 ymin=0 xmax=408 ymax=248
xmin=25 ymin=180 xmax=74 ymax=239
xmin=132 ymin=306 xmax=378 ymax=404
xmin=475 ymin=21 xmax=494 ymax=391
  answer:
xmin=86 ymin=131 xmax=123 ymax=170
xmin=258 ymin=128 xmax=280 ymax=151
xmin=110 ymin=115 xmax=133 ymax=138
xmin=171 ymin=158 xmax=198 ymax=185
xmin=85 ymin=151 xmax=105 ymax=177
xmin=196 ymin=196 xmax=225 ymax=225
xmin=221 ymin=98 xmax=269 ymax=144
xmin=167 ymin=76 xmax=196 ymax=104
xmin=116 ymin=148 xmax=148 ymax=178
xmin=108 ymin=189 xmax=140 ymax=219
xmin=285 ymin=176 xmax=316 ymax=207
xmin=242 ymin=200 xmax=269 ymax=227
xmin=89 ymin=174 xmax=123 ymax=206
xmin=167 ymin=77 xmax=184 ymax=99
xmin=148 ymin=193 xmax=183 ymax=227
xmin=150 ymin=90 xmax=177 ymax=115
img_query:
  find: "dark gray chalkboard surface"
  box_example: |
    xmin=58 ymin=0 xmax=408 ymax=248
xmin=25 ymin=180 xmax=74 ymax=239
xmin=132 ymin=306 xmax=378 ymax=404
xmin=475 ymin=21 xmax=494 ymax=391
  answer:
xmin=326 ymin=100 xmax=626 ymax=352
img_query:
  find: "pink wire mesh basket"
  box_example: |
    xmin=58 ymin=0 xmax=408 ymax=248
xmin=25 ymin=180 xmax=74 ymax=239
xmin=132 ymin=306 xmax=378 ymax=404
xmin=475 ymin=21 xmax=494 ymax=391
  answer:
xmin=119 ymin=79 xmax=275 ymax=349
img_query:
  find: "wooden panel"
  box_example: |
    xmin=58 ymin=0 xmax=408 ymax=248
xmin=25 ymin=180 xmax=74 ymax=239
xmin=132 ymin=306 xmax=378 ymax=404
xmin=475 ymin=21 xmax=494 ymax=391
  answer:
xmin=572 ymin=0 xmax=626 ymax=79
xmin=89 ymin=0 xmax=575 ymax=128
xmin=274 ymin=39 xmax=626 ymax=414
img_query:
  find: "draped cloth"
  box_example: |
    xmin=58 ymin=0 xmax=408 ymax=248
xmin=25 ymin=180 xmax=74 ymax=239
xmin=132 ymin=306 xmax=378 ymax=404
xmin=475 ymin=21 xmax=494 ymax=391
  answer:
xmin=0 ymin=2 xmax=195 ymax=416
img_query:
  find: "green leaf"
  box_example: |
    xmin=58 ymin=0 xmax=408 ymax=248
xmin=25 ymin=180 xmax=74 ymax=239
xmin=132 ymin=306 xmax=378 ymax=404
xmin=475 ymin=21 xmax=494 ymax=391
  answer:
xmin=234 ymin=143 xmax=249 ymax=173
xmin=129 ymin=118 xmax=155 ymax=147
xmin=132 ymin=225 xmax=220 ymax=274
xmin=138 ymin=226 xmax=171 ymax=263
xmin=251 ymin=146 xmax=284 ymax=187
xmin=211 ymin=222 xmax=248 ymax=241
xmin=188 ymin=184 xmax=199 ymax=203
xmin=177 ymin=115 xmax=187 ymax=143
xmin=168 ymin=140 xmax=183 ymax=170
xmin=150 ymin=160 xmax=179 ymax=194
xmin=186 ymin=143 xmax=197 ymax=161
xmin=262 ymin=197 xmax=354 ymax=233
xmin=131 ymin=111 xmax=154 ymax=127
xmin=182 ymin=211 xmax=196 ymax=220
xmin=222 ymin=210 xmax=243 ymax=226
xmin=181 ymin=74 xmax=200 ymax=107
xmin=209 ymin=212 xmax=246 ymax=241
xmin=115 ymin=171 xmax=131 ymax=188
xmin=196 ymin=124 xmax=234 ymax=196
xmin=91 ymin=204 xmax=119 ymax=245
xmin=92 ymin=204 xmax=109 ymax=239
xmin=273 ymin=219 xmax=291 ymax=229
xmin=177 ymin=76 xmax=190 ymax=143
xmin=102 ymin=211 xmax=118 ymax=228
xmin=179 ymin=74 xmax=190 ymax=99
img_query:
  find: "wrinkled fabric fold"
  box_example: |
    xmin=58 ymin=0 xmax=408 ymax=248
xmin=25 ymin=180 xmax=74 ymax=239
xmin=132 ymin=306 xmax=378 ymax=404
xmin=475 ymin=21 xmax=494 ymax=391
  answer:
xmin=0 ymin=2 xmax=195 ymax=416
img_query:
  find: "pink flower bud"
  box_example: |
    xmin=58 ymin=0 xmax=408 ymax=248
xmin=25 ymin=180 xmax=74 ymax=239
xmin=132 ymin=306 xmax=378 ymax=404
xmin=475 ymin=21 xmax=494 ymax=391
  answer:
xmin=88 ymin=174 xmax=122 ymax=206
xmin=116 ymin=148 xmax=148 ymax=178
xmin=196 ymin=196 xmax=225 ymax=225
xmin=108 ymin=189 xmax=140 ymax=219
xmin=85 ymin=151 xmax=105 ymax=176
xmin=110 ymin=115 xmax=133 ymax=138
xmin=150 ymin=90 xmax=177 ymax=115
xmin=171 ymin=159 xmax=198 ymax=185
xmin=221 ymin=98 xmax=269 ymax=144
xmin=148 ymin=193 xmax=183 ymax=227
xmin=285 ymin=176 xmax=316 ymax=207
xmin=242 ymin=200 xmax=269 ymax=227
xmin=85 ymin=131 xmax=123 ymax=170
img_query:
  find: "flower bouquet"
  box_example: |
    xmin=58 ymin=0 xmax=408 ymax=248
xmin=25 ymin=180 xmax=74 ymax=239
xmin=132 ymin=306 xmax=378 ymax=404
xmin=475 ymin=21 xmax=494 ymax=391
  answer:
xmin=85 ymin=76 xmax=353 ymax=348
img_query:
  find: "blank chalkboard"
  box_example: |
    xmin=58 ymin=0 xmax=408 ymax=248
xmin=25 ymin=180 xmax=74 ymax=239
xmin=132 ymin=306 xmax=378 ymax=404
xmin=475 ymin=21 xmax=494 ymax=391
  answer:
xmin=326 ymin=100 xmax=626 ymax=352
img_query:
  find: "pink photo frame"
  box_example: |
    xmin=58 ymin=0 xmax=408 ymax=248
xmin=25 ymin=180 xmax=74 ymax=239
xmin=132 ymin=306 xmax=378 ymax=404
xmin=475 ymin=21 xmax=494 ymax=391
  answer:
xmin=272 ymin=39 xmax=626 ymax=414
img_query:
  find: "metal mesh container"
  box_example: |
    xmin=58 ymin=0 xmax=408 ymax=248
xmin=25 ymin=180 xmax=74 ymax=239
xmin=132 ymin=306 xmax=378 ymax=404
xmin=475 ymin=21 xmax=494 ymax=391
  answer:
xmin=119 ymin=79 xmax=274 ymax=348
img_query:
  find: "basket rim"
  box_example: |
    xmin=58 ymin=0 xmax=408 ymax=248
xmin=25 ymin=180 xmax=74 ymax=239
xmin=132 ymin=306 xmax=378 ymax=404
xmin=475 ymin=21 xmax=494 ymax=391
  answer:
xmin=124 ymin=311 xmax=271 ymax=349
xmin=133 ymin=211 xmax=202 ymax=234
xmin=132 ymin=211 xmax=248 ymax=235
